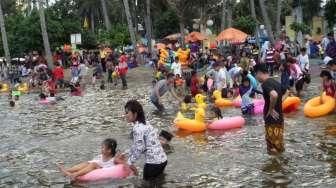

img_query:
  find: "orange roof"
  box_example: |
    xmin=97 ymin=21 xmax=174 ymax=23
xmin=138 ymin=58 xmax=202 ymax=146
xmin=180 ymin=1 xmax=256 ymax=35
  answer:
xmin=216 ymin=27 xmax=248 ymax=43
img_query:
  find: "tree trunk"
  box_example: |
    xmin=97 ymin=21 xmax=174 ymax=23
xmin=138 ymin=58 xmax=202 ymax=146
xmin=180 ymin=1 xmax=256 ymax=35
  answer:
xmin=90 ymin=11 xmax=95 ymax=33
xmin=0 ymin=1 xmax=11 ymax=63
xmin=122 ymin=0 xmax=137 ymax=47
xmin=295 ymin=3 xmax=303 ymax=45
xmin=227 ymin=1 xmax=232 ymax=28
xmin=221 ymin=0 xmax=226 ymax=31
xmin=250 ymin=0 xmax=259 ymax=46
xmin=37 ymin=0 xmax=53 ymax=69
xmin=100 ymin=0 xmax=111 ymax=30
xmin=276 ymin=0 xmax=282 ymax=37
xmin=258 ymin=0 xmax=275 ymax=44
xmin=179 ymin=21 xmax=185 ymax=47
xmin=145 ymin=0 xmax=152 ymax=54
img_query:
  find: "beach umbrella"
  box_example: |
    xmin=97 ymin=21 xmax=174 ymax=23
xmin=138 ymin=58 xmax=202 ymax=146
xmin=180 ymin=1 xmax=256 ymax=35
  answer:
xmin=216 ymin=27 xmax=248 ymax=43
xmin=186 ymin=31 xmax=207 ymax=42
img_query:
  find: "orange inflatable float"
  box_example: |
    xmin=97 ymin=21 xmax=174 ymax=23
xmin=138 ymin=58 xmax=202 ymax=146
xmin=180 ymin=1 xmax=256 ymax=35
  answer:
xmin=304 ymin=94 xmax=336 ymax=118
xmin=282 ymin=96 xmax=301 ymax=113
xmin=212 ymin=90 xmax=233 ymax=108
xmin=174 ymin=108 xmax=206 ymax=132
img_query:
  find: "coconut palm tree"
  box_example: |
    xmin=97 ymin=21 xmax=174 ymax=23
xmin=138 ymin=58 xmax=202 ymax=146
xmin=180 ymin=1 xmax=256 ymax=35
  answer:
xmin=122 ymin=0 xmax=136 ymax=47
xmin=221 ymin=0 xmax=226 ymax=30
xmin=258 ymin=0 xmax=275 ymax=43
xmin=77 ymin=0 xmax=102 ymax=33
xmin=276 ymin=0 xmax=282 ymax=36
xmin=250 ymin=0 xmax=259 ymax=46
xmin=0 ymin=1 xmax=10 ymax=63
xmin=100 ymin=0 xmax=111 ymax=30
xmin=37 ymin=0 xmax=53 ymax=68
xmin=145 ymin=0 xmax=152 ymax=53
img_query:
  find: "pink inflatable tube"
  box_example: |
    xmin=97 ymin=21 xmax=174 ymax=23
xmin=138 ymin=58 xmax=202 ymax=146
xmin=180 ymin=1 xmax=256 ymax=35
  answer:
xmin=233 ymin=98 xmax=264 ymax=108
xmin=39 ymin=99 xmax=54 ymax=105
xmin=77 ymin=164 xmax=132 ymax=182
xmin=208 ymin=116 xmax=245 ymax=130
xmin=253 ymin=104 xmax=264 ymax=115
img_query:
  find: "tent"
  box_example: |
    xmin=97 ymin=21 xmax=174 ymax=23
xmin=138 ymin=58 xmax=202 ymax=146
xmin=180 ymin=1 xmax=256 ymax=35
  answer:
xmin=216 ymin=28 xmax=248 ymax=43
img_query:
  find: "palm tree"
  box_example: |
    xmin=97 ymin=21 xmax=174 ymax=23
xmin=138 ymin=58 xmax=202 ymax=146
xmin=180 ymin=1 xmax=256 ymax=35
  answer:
xmin=258 ymin=0 xmax=275 ymax=43
xmin=220 ymin=0 xmax=226 ymax=31
xmin=0 ymin=1 xmax=11 ymax=63
xmin=276 ymin=0 xmax=282 ymax=36
xmin=78 ymin=0 xmax=102 ymax=33
xmin=145 ymin=0 xmax=152 ymax=53
xmin=37 ymin=0 xmax=53 ymax=68
xmin=167 ymin=0 xmax=193 ymax=47
xmin=250 ymin=0 xmax=259 ymax=46
xmin=122 ymin=0 xmax=137 ymax=47
xmin=100 ymin=0 xmax=111 ymax=30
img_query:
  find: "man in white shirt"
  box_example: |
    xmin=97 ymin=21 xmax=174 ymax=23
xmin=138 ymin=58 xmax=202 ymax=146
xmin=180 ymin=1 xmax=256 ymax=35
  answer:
xmin=213 ymin=62 xmax=228 ymax=90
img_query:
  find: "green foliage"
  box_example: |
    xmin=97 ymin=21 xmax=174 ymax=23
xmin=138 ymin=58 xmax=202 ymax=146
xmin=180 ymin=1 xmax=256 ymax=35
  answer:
xmin=290 ymin=22 xmax=311 ymax=34
xmin=233 ymin=16 xmax=256 ymax=34
xmin=324 ymin=0 xmax=336 ymax=29
xmin=97 ymin=24 xmax=131 ymax=47
xmin=153 ymin=9 xmax=179 ymax=39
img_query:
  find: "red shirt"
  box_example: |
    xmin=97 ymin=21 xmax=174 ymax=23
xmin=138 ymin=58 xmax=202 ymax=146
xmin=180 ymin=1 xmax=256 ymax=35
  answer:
xmin=117 ymin=61 xmax=128 ymax=76
xmin=190 ymin=76 xmax=199 ymax=96
xmin=323 ymin=80 xmax=336 ymax=97
xmin=52 ymin=66 xmax=64 ymax=80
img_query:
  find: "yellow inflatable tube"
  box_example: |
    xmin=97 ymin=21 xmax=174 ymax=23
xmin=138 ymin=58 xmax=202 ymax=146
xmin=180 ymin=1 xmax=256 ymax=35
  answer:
xmin=304 ymin=94 xmax=336 ymax=118
xmin=17 ymin=83 xmax=29 ymax=93
xmin=174 ymin=108 xmax=206 ymax=132
xmin=0 ymin=83 xmax=9 ymax=92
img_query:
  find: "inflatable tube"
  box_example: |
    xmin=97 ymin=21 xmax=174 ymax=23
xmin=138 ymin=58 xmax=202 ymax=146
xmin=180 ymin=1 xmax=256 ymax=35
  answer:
xmin=77 ymin=164 xmax=132 ymax=182
xmin=213 ymin=90 xmax=233 ymax=108
xmin=39 ymin=99 xmax=56 ymax=105
xmin=215 ymin=99 xmax=233 ymax=108
xmin=0 ymin=83 xmax=9 ymax=92
xmin=304 ymin=95 xmax=336 ymax=118
xmin=233 ymin=97 xmax=264 ymax=108
xmin=17 ymin=83 xmax=29 ymax=93
xmin=208 ymin=116 xmax=245 ymax=130
xmin=254 ymin=104 xmax=264 ymax=115
xmin=233 ymin=97 xmax=242 ymax=107
xmin=282 ymin=96 xmax=301 ymax=113
xmin=175 ymin=119 xmax=206 ymax=132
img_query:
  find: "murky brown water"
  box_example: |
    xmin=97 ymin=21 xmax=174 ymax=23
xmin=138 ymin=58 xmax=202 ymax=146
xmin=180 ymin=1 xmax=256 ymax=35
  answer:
xmin=0 ymin=63 xmax=336 ymax=187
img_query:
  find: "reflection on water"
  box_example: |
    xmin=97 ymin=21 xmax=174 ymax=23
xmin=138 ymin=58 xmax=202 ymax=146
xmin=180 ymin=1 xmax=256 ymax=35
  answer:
xmin=0 ymin=66 xmax=335 ymax=187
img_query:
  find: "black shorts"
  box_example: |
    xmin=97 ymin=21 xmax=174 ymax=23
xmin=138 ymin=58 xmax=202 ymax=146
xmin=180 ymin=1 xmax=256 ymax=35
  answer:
xmin=143 ymin=161 xmax=167 ymax=180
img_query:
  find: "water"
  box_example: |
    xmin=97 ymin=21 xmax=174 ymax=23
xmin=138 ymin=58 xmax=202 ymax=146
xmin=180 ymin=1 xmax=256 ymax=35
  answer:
xmin=0 ymin=65 xmax=336 ymax=187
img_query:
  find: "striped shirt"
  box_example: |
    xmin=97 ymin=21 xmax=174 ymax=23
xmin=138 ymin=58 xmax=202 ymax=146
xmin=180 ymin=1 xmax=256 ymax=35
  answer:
xmin=265 ymin=48 xmax=275 ymax=64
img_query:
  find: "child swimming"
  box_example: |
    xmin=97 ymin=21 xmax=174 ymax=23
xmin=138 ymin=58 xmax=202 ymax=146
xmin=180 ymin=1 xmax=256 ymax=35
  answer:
xmin=57 ymin=138 xmax=125 ymax=180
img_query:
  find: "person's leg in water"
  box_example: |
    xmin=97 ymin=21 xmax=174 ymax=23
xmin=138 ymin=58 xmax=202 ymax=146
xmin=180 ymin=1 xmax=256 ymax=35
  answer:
xmin=150 ymin=97 xmax=165 ymax=112
xmin=265 ymin=124 xmax=285 ymax=155
xmin=120 ymin=74 xmax=127 ymax=89
xmin=107 ymin=69 xmax=113 ymax=83
xmin=58 ymin=162 xmax=100 ymax=179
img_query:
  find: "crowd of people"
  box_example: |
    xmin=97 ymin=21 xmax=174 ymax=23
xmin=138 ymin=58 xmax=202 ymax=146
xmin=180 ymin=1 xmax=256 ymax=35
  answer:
xmin=1 ymin=30 xmax=336 ymax=185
